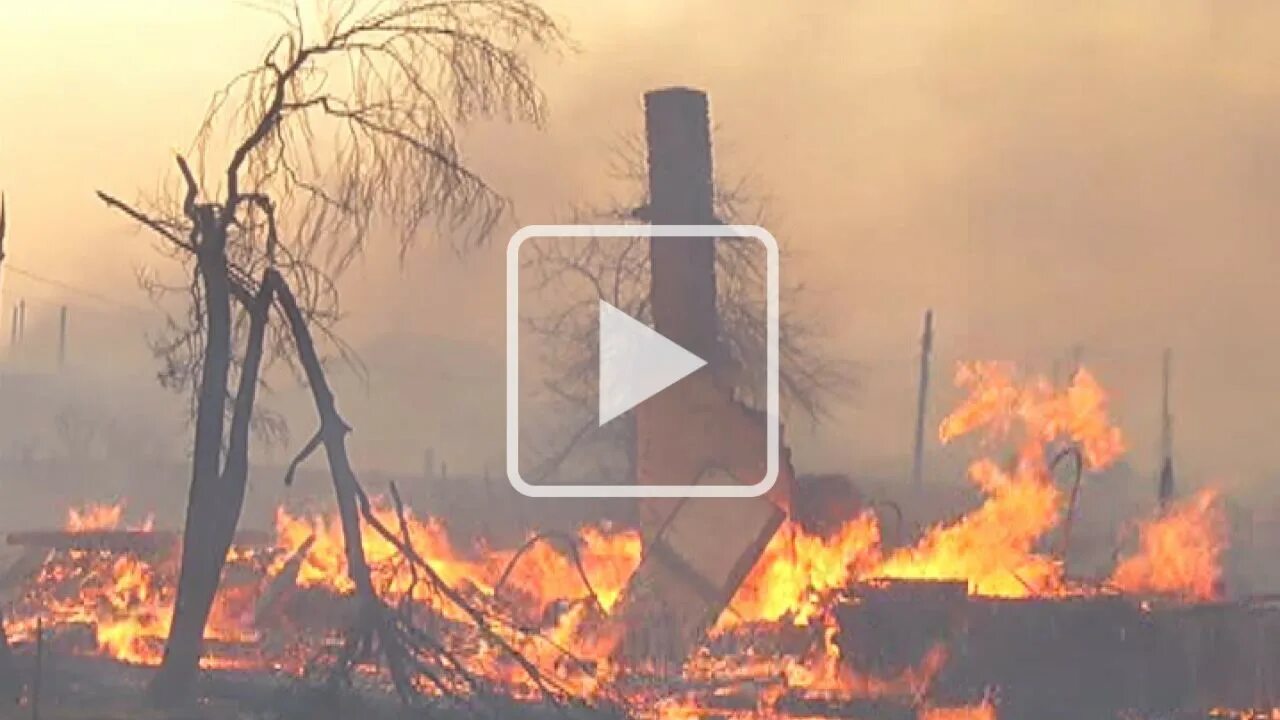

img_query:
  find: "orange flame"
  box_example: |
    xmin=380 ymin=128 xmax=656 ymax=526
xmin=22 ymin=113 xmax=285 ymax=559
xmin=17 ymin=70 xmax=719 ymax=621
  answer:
xmin=1110 ymin=487 xmax=1226 ymax=601
xmin=0 ymin=361 xmax=1231 ymax=720
xmin=274 ymin=506 xmax=641 ymax=608
xmin=919 ymin=697 xmax=998 ymax=720
xmin=876 ymin=363 xmax=1125 ymax=597
xmin=66 ymin=503 xmax=124 ymax=532
xmin=718 ymin=511 xmax=881 ymax=630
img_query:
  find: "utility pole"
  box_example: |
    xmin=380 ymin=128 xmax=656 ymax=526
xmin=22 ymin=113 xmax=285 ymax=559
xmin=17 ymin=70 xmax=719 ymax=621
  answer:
xmin=1158 ymin=348 xmax=1175 ymax=509
xmin=910 ymin=309 xmax=934 ymax=486
xmin=58 ymin=305 xmax=68 ymax=369
xmin=1069 ymin=344 xmax=1083 ymax=379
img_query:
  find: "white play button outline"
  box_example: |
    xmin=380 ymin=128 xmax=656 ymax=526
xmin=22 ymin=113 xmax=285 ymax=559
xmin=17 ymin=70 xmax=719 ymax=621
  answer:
xmin=597 ymin=299 xmax=707 ymax=427
xmin=506 ymin=224 xmax=779 ymax=498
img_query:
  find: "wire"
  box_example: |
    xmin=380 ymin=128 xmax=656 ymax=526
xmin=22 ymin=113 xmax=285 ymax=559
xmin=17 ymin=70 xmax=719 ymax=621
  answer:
xmin=493 ymin=531 xmax=604 ymax=611
xmin=2 ymin=264 xmax=150 ymax=313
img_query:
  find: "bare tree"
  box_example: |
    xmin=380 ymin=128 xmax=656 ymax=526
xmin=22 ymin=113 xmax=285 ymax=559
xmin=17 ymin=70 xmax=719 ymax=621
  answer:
xmin=520 ymin=134 xmax=849 ymax=484
xmin=97 ymin=0 xmax=563 ymax=704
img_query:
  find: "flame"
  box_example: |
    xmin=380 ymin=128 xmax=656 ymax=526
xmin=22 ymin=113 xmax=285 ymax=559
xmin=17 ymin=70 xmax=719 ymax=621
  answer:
xmin=272 ymin=505 xmax=641 ymax=629
xmin=66 ymin=503 xmax=124 ymax=532
xmin=88 ymin=555 xmax=170 ymax=664
xmin=1110 ymin=487 xmax=1226 ymax=601
xmin=713 ymin=362 xmax=1128 ymax=627
xmin=718 ymin=511 xmax=881 ymax=630
xmin=3 ymin=502 xmax=254 ymax=667
xmin=782 ymin=625 xmax=947 ymax=699
xmin=0 ymin=361 xmax=1233 ymax=720
xmin=875 ymin=363 xmax=1125 ymax=597
xmin=5 ymin=506 xmax=172 ymax=665
xmin=919 ymin=697 xmax=997 ymax=720
xmin=65 ymin=502 xmax=155 ymax=533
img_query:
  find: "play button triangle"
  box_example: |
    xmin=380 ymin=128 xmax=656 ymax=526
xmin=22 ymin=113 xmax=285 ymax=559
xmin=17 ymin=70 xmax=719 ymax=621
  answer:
xmin=598 ymin=299 xmax=707 ymax=427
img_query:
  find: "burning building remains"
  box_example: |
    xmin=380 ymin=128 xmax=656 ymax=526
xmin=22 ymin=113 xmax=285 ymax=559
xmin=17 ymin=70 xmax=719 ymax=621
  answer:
xmin=1 ymin=360 xmax=1268 ymax=720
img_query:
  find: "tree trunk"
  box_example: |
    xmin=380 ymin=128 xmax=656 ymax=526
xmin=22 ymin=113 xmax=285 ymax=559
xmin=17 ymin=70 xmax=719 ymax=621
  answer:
xmin=150 ymin=225 xmax=272 ymax=705
xmin=274 ymin=276 xmax=416 ymax=695
xmin=273 ymin=274 xmax=376 ymax=600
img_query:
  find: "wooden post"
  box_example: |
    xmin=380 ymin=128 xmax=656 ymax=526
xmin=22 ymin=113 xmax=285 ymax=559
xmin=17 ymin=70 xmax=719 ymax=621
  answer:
xmin=910 ymin=309 xmax=933 ymax=486
xmin=422 ymin=447 xmax=435 ymax=483
xmin=1158 ymin=348 xmax=1175 ymax=509
xmin=57 ymin=305 xmax=67 ymax=369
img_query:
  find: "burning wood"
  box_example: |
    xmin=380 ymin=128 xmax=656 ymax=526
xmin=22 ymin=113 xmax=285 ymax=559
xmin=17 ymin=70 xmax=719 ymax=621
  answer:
xmin=1111 ymin=487 xmax=1228 ymax=601
xmin=0 ymin=361 xmax=1250 ymax=719
xmin=0 ymin=548 xmax=50 ymax=599
xmin=253 ymin=534 xmax=315 ymax=632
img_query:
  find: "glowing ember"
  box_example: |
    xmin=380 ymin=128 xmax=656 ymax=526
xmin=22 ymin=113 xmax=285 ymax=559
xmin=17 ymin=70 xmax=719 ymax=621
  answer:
xmin=1110 ymin=487 xmax=1227 ymax=601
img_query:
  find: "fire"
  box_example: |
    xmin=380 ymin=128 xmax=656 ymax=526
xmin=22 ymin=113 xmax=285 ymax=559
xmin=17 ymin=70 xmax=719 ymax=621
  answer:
xmin=66 ymin=503 xmax=124 ymax=532
xmin=271 ymin=505 xmax=641 ymax=635
xmin=782 ymin=626 xmax=946 ymax=699
xmin=0 ymin=362 xmax=1233 ymax=720
xmin=29 ymin=504 xmax=172 ymax=664
xmin=876 ymin=363 xmax=1125 ymax=597
xmin=717 ymin=364 xmax=1129 ymax=626
xmin=1110 ymin=487 xmax=1226 ymax=601
xmin=87 ymin=555 xmax=170 ymax=664
xmin=719 ymin=511 xmax=881 ymax=630
xmin=875 ymin=456 xmax=1065 ymax=597
xmin=919 ymin=697 xmax=997 ymax=720
xmin=4 ymin=503 xmax=256 ymax=667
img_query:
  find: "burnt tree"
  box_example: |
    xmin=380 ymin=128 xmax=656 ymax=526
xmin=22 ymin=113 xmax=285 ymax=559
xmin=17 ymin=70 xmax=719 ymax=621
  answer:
xmin=97 ymin=0 xmax=562 ymax=704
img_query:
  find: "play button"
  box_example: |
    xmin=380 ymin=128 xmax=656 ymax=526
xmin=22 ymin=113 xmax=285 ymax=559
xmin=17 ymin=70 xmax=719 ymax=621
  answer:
xmin=506 ymin=224 xmax=779 ymax=498
xmin=598 ymin=299 xmax=707 ymax=427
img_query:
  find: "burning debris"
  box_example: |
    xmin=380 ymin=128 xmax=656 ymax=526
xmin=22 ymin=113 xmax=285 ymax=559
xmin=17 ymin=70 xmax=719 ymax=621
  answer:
xmin=1111 ymin=487 xmax=1227 ymax=601
xmin=1 ymin=361 xmax=1252 ymax=719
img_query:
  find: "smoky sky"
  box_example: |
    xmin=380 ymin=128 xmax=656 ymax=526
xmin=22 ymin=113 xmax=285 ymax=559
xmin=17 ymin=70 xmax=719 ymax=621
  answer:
xmin=3 ymin=1 xmax=1280 ymax=489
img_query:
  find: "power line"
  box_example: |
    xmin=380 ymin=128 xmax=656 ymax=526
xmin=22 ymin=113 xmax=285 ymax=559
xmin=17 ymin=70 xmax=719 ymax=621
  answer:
xmin=2 ymin=264 xmax=150 ymax=314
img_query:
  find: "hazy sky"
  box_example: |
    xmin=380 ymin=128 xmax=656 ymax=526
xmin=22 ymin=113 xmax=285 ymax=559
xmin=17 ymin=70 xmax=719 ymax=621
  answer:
xmin=4 ymin=1 xmax=1280 ymax=490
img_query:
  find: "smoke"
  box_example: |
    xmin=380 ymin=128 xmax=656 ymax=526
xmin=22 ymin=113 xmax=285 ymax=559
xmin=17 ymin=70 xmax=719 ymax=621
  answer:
xmin=4 ymin=1 xmax=1280 ymax=488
